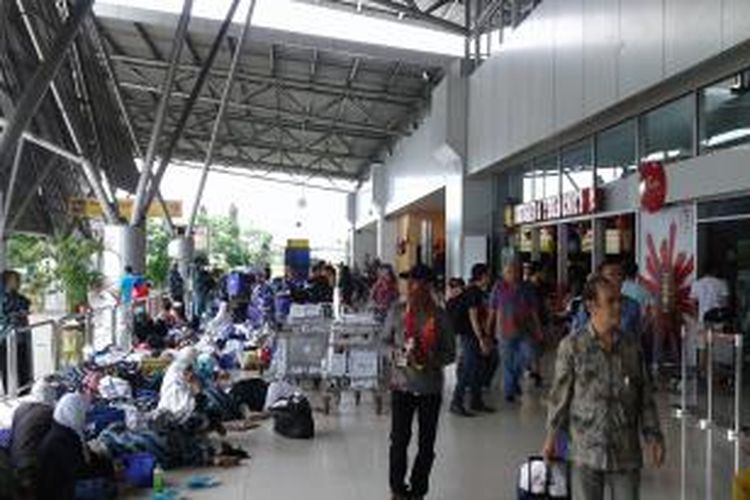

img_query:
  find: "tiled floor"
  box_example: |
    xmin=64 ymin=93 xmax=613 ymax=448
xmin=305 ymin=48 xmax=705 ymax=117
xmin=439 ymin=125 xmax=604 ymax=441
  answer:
xmin=134 ymin=378 xmax=739 ymax=500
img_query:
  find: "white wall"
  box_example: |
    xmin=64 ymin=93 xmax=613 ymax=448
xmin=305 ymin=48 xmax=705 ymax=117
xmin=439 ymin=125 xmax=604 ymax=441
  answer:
xmin=468 ymin=0 xmax=750 ymax=174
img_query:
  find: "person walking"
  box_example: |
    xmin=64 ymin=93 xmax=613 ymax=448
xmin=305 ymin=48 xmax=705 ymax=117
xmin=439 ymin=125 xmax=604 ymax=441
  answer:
xmin=387 ymin=264 xmax=455 ymax=500
xmin=543 ymin=274 xmax=665 ymax=500
xmin=371 ymin=264 xmax=399 ymax=324
xmin=169 ymin=262 xmax=185 ymax=303
xmin=571 ymin=259 xmax=641 ymax=339
xmin=488 ymin=260 xmax=542 ymax=403
xmin=450 ymin=263 xmax=495 ymax=416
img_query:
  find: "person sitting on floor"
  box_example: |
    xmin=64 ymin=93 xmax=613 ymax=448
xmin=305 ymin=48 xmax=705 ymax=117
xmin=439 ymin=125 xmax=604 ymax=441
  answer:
xmin=9 ymin=378 xmax=58 ymax=498
xmin=36 ymin=393 xmax=90 ymax=500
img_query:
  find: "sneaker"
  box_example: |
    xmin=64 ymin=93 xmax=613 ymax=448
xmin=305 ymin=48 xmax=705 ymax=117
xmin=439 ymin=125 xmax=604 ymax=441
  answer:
xmin=470 ymin=402 xmax=497 ymax=414
xmin=449 ymin=403 xmax=476 ymax=417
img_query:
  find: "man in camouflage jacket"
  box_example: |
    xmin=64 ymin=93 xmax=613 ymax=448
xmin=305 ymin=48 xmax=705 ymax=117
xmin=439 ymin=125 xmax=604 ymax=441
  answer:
xmin=544 ymin=275 xmax=665 ymax=500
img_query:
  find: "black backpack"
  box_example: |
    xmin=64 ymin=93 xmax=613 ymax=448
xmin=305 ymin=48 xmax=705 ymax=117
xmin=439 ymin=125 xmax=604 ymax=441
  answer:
xmin=270 ymin=395 xmax=315 ymax=440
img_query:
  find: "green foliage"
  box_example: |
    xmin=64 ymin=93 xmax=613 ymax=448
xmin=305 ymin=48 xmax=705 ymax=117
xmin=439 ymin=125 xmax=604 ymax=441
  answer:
xmin=48 ymin=234 xmax=102 ymax=312
xmin=196 ymin=211 xmax=274 ymax=270
xmin=7 ymin=234 xmax=54 ymax=310
xmin=146 ymin=221 xmax=171 ymax=288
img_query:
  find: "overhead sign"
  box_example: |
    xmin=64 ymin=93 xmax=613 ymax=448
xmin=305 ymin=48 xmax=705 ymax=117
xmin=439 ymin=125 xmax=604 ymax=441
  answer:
xmin=639 ymin=161 xmax=667 ymax=213
xmin=69 ymin=198 xmax=183 ymax=219
xmin=512 ymin=187 xmax=600 ymax=225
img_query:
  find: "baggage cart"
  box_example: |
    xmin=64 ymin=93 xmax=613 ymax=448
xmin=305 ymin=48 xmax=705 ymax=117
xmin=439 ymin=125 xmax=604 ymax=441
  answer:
xmin=323 ymin=314 xmax=387 ymax=415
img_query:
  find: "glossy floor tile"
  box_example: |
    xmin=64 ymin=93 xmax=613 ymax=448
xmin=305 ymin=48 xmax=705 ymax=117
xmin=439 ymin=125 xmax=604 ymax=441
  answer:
xmin=131 ymin=376 xmax=739 ymax=500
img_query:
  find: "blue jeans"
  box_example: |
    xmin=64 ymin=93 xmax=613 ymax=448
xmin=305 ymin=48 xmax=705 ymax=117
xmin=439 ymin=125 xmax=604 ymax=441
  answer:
xmin=501 ymin=337 xmax=532 ymax=399
xmin=452 ymin=334 xmax=482 ymax=407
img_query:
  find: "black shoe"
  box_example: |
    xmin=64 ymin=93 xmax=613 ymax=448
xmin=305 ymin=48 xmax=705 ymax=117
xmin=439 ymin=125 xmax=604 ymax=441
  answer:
xmin=471 ymin=402 xmax=497 ymax=414
xmin=449 ymin=403 xmax=476 ymax=417
xmin=504 ymin=395 xmax=516 ymax=404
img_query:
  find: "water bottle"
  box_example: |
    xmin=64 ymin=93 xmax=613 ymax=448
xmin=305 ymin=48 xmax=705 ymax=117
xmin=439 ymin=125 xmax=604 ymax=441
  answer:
xmin=153 ymin=464 xmax=164 ymax=493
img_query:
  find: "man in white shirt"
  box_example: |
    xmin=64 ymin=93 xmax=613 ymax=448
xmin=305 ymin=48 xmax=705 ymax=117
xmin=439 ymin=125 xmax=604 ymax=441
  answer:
xmin=690 ymin=262 xmax=730 ymax=323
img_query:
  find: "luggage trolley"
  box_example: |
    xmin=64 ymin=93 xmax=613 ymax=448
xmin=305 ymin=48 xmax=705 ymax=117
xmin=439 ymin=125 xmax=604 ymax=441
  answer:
xmin=323 ymin=314 xmax=387 ymax=415
xmin=273 ymin=304 xmax=332 ymax=390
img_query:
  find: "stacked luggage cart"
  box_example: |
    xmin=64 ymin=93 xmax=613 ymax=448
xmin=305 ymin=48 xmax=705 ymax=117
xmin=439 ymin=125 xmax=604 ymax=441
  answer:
xmin=323 ymin=314 xmax=386 ymax=415
xmin=674 ymin=324 xmax=745 ymax=500
xmin=272 ymin=304 xmax=332 ymax=387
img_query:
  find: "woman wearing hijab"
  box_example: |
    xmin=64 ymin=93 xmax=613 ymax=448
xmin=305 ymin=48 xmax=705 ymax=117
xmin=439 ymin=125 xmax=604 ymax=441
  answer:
xmin=157 ymin=347 xmax=200 ymax=424
xmin=10 ymin=378 xmax=57 ymax=497
xmin=36 ymin=393 xmax=89 ymax=500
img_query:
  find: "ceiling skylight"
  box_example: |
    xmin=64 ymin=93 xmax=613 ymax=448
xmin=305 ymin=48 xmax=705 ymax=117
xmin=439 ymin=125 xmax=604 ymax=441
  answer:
xmin=94 ymin=0 xmax=465 ymax=57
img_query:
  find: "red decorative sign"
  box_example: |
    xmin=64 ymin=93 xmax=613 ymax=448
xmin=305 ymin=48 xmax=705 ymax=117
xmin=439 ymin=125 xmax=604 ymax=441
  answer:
xmin=639 ymin=161 xmax=667 ymax=213
xmin=513 ymin=188 xmax=601 ymax=225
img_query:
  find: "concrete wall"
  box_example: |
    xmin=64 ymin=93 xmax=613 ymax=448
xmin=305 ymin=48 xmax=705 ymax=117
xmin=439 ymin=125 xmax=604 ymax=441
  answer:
xmin=468 ymin=0 xmax=750 ymax=174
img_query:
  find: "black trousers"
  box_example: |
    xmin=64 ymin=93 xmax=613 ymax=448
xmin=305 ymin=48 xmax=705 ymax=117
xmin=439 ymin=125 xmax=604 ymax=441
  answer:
xmin=389 ymin=390 xmax=442 ymax=497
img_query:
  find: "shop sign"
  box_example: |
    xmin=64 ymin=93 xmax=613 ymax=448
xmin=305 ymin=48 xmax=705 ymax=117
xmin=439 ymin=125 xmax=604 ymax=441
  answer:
xmin=640 ymin=161 xmax=667 ymax=213
xmin=512 ymin=188 xmax=599 ymax=225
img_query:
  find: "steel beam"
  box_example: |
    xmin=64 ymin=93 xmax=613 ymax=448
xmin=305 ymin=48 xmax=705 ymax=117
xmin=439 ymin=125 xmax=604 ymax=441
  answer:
xmin=120 ymin=82 xmax=404 ymax=137
xmin=174 ymin=149 xmax=359 ymax=180
xmin=0 ymin=0 xmax=91 ymax=172
xmin=109 ymin=55 xmax=424 ymax=105
xmin=7 ymin=155 xmax=58 ymax=233
xmin=135 ymin=0 xmax=242 ymax=227
xmin=89 ymin=18 xmax=176 ymax=233
xmin=356 ymin=0 xmax=467 ymax=34
xmin=174 ymin=161 xmax=354 ymax=193
xmin=473 ymin=0 xmax=505 ymax=35
xmin=12 ymin=0 xmax=118 ymax=223
xmin=2 ymin=141 xmax=24 ymax=232
xmin=187 ymin=0 xmax=257 ymax=235
xmin=130 ymin=0 xmax=193 ymax=226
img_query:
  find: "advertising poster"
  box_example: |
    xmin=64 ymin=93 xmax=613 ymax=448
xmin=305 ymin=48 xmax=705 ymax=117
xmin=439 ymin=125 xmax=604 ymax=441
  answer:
xmin=639 ymin=204 xmax=696 ymax=362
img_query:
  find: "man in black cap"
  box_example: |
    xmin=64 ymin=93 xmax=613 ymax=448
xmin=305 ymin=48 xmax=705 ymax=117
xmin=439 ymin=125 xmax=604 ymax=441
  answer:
xmin=387 ymin=264 xmax=456 ymax=500
xmin=450 ymin=263 xmax=495 ymax=416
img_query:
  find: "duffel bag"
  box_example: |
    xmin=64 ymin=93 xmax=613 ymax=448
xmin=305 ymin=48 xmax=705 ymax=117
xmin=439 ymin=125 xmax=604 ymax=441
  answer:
xmin=270 ymin=395 xmax=314 ymax=440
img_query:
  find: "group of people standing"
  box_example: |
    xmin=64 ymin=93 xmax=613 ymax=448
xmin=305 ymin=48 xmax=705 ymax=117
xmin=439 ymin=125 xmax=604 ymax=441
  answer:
xmin=386 ymin=256 xmax=669 ymax=500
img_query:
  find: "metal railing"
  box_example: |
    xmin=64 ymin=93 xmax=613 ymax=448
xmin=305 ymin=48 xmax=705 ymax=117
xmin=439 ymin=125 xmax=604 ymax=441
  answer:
xmin=1 ymin=293 xmax=166 ymax=399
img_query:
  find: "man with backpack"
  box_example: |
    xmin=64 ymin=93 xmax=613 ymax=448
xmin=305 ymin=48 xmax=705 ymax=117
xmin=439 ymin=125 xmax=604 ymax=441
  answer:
xmin=450 ymin=264 xmax=495 ymax=416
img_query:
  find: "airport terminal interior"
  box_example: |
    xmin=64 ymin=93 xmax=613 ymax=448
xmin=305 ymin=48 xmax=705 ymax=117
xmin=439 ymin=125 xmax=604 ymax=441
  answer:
xmin=2 ymin=0 xmax=750 ymax=499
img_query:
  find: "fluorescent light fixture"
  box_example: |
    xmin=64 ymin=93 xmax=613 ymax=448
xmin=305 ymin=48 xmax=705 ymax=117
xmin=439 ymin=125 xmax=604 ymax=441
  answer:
xmin=666 ymin=149 xmax=681 ymax=158
xmin=703 ymin=128 xmax=750 ymax=148
xmin=95 ymin=0 xmax=465 ymax=56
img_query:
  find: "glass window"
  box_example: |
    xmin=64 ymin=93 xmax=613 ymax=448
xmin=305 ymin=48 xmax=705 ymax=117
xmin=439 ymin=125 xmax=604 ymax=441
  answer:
xmin=639 ymin=95 xmax=694 ymax=164
xmin=700 ymin=71 xmax=750 ymax=153
xmin=596 ymin=119 xmax=637 ymax=185
xmin=532 ymin=153 xmax=559 ymax=200
xmin=521 ymin=163 xmax=535 ymax=203
xmin=561 ymin=139 xmax=594 ymax=194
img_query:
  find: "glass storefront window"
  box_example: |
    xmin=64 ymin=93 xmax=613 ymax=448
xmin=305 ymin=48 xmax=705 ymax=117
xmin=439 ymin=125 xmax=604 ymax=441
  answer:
xmin=596 ymin=119 xmax=637 ymax=185
xmin=533 ymin=153 xmax=559 ymax=200
xmin=700 ymin=71 xmax=750 ymax=153
xmin=639 ymin=94 xmax=694 ymax=164
xmin=561 ymin=139 xmax=594 ymax=193
xmin=522 ymin=163 xmax=535 ymax=203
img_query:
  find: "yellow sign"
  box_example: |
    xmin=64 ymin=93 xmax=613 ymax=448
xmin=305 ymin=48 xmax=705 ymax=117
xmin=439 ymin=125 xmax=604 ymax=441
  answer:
xmin=69 ymin=198 xmax=183 ymax=219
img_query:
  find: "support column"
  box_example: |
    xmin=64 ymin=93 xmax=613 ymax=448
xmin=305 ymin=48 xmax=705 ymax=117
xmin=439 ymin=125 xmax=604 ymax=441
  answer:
xmin=102 ymin=224 xmax=147 ymax=286
xmin=557 ymin=223 xmax=569 ymax=286
xmin=592 ymin=217 xmax=606 ymax=271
